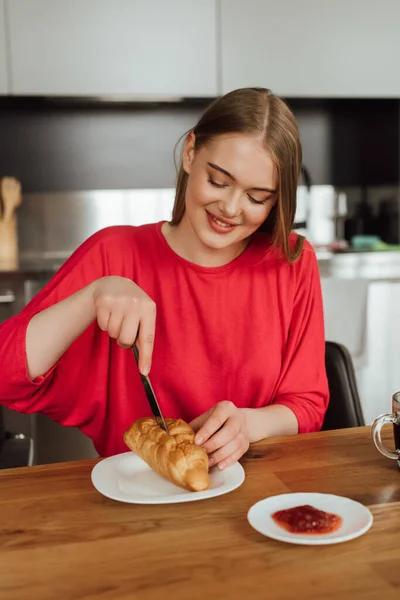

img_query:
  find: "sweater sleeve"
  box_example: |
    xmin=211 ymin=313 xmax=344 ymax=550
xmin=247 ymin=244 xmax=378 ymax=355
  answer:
xmin=272 ymin=242 xmax=329 ymax=433
xmin=0 ymin=227 xmax=125 ymax=428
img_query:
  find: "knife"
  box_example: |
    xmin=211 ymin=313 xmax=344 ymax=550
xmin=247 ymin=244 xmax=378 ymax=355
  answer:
xmin=132 ymin=345 xmax=169 ymax=433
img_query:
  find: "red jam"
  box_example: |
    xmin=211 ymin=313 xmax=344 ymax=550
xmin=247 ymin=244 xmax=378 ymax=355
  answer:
xmin=272 ymin=504 xmax=343 ymax=535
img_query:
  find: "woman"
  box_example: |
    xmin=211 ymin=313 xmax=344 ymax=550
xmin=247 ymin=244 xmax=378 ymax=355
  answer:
xmin=0 ymin=88 xmax=328 ymax=470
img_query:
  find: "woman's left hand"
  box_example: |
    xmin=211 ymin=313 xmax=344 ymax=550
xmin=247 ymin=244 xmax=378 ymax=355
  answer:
xmin=190 ymin=401 xmax=250 ymax=471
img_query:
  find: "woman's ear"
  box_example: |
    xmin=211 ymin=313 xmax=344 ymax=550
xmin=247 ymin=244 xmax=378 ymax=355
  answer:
xmin=182 ymin=131 xmax=196 ymax=174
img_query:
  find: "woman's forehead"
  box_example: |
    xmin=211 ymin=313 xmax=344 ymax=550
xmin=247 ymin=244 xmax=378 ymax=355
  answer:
xmin=200 ymin=134 xmax=277 ymax=189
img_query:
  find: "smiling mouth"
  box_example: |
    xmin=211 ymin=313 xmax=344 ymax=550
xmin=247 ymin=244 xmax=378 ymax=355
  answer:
xmin=206 ymin=211 xmax=239 ymax=228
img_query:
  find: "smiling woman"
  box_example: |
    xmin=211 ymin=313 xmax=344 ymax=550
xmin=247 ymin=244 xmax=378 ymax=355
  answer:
xmin=0 ymin=87 xmax=329 ymax=470
xmin=169 ymin=88 xmax=303 ymax=265
xmin=164 ymin=133 xmax=279 ymax=266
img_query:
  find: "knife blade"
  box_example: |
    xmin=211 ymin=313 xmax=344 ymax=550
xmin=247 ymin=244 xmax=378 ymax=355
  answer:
xmin=131 ymin=345 xmax=169 ymax=433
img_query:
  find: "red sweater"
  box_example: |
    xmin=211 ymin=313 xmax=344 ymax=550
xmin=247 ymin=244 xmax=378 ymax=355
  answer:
xmin=0 ymin=222 xmax=328 ymax=457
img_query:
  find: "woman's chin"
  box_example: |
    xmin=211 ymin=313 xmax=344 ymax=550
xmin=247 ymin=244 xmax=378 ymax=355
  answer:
xmin=198 ymin=229 xmax=245 ymax=254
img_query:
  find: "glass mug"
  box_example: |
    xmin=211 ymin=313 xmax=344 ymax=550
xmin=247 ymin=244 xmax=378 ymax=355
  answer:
xmin=371 ymin=392 xmax=400 ymax=467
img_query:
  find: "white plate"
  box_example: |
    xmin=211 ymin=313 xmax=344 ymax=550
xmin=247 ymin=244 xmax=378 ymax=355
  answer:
xmin=91 ymin=451 xmax=245 ymax=504
xmin=247 ymin=493 xmax=373 ymax=545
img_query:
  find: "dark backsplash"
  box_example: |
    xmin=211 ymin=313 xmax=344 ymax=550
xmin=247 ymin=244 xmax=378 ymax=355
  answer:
xmin=0 ymin=96 xmax=399 ymax=192
xmin=0 ymin=99 xmax=203 ymax=192
xmin=288 ymin=98 xmax=400 ymax=187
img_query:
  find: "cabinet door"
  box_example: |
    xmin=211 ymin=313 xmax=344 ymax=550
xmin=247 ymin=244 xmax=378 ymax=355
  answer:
xmin=221 ymin=0 xmax=400 ymax=97
xmin=0 ymin=0 xmax=7 ymax=94
xmin=8 ymin=0 xmax=217 ymax=97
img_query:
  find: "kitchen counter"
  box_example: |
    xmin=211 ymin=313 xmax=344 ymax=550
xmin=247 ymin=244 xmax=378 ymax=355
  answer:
xmin=318 ymin=249 xmax=400 ymax=280
xmin=0 ymin=426 xmax=399 ymax=600
xmin=2 ymin=248 xmax=400 ymax=282
xmin=0 ymin=259 xmax=62 ymax=280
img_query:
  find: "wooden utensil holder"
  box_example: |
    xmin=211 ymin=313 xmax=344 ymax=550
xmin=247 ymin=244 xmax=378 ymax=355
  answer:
xmin=0 ymin=217 xmax=19 ymax=271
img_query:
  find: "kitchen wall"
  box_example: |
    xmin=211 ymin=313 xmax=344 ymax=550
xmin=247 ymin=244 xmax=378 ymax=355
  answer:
xmin=0 ymin=99 xmax=203 ymax=191
xmin=0 ymin=96 xmax=398 ymax=190
xmin=1 ymin=96 xmax=398 ymax=246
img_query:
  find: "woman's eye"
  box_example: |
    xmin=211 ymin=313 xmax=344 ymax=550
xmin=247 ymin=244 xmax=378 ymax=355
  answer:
xmin=248 ymin=194 xmax=267 ymax=205
xmin=208 ymin=177 xmax=227 ymax=189
xmin=208 ymin=176 xmax=271 ymax=205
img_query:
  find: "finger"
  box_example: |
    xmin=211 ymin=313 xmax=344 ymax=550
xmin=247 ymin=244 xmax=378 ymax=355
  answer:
xmin=189 ymin=410 xmax=211 ymax=433
xmin=117 ymin=314 xmax=139 ymax=348
xmin=208 ymin=439 xmax=239 ymax=468
xmin=96 ymin=308 xmax=111 ymax=332
xmin=211 ymin=433 xmax=249 ymax=466
xmin=201 ymin=416 xmax=240 ymax=454
xmin=136 ymin=303 xmax=156 ymax=375
xmin=213 ymin=445 xmax=246 ymax=471
xmin=194 ymin=401 xmax=235 ymax=445
xmin=107 ymin=310 xmax=124 ymax=340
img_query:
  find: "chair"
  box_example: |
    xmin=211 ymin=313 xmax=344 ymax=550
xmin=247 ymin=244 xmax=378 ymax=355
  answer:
xmin=0 ymin=407 xmax=34 ymax=469
xmin=322 ymin=341 xmax=365 ymax=430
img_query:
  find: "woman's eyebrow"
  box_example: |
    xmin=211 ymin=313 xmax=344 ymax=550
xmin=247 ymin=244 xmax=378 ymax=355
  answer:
xmin=207 ymin=162 xmax=277 ymax=193
xmin=208 ymin=162 xmax=236 ymax=181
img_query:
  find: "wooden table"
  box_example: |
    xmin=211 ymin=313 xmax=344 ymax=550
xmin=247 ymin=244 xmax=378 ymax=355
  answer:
xmin=0 ymin=426 xmax=399 ymax=600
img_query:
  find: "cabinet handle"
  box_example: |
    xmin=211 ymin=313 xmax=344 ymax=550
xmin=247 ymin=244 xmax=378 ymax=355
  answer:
xmin=0 ymin=291 xmax=15 ymax=303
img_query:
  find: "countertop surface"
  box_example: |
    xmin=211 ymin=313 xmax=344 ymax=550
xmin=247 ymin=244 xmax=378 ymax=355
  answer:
xmin=0 ymin=259 xmax=62 ymax=280
xmin=1 ymin=248 xmax=400 ymax=280
xmin=0 ymin=426 xmax=399 ymax=600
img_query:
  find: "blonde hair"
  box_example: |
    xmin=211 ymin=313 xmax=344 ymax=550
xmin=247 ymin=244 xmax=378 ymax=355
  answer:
xmin=171 ymin=87 xmax=304 ymax=262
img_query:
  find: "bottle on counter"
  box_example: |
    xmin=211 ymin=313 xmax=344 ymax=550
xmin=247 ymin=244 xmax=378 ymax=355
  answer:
xmin=344 ymin=197 xmax=377 ymax=242
xmin=375 ymin=199 xmax=399 ymax=245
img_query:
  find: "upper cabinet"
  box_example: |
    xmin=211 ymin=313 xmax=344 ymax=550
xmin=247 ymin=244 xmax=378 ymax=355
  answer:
xmin=7 ymin=0 xmax=217 ymax=97
xmin=221 ymin=0 xmax=400 ymax=97
xmin=4 ymin=0 xmax=400 ymax=99
xmin=0 ymin=1 xmax=8 ymax=94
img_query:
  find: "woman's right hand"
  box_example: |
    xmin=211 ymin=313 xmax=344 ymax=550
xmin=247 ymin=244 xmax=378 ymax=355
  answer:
xmin=26 ymin=275 xmax=156 ymax=380
xmin=92 ymin=276 xmax=156 ymax=375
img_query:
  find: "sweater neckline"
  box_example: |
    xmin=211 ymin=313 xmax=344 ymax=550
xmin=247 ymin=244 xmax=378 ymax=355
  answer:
xmin=155 ymin=221 xmax=263 ymax=273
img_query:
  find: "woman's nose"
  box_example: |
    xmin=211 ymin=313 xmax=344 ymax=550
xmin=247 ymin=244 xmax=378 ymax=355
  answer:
xmin=218 ymin=191 xmax=242 ymax=217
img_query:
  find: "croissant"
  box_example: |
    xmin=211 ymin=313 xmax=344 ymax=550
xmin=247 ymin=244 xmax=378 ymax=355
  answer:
xmin=124 ymin=417 xmax=210 ymax=492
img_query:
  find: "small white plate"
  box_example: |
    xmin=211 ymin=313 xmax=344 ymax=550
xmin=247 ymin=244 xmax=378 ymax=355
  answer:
xmin=91 ymin=451 xmax=245 ymax=504
xmin=247 ymin=492 xmax=373 ymax=545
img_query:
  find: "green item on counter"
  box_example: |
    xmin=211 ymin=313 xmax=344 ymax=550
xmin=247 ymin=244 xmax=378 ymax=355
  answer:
xmin=351 ymin=235 xmax=381 ymax=250
xmin=370 ymin=241 xmax=400 ymax=252
xmin=351 ymin=235 xmax=400 ymax=252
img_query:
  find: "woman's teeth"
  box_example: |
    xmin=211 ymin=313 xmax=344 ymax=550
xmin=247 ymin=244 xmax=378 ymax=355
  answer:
xmin=212 ymin=215 xmax=232 ymax=228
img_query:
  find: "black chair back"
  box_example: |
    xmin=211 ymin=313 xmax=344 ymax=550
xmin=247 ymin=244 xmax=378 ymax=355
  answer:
xmin=322 ymin=341 xmax=365 ymax=430
xmin=0 ymin=406 xmax=5 ymax=444
xmin=0 ymin=406 xmax=34 ymax=469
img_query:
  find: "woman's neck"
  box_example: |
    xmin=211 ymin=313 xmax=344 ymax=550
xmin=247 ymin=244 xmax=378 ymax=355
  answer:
xmin=161 ymin=219 xmax=248 ymax=268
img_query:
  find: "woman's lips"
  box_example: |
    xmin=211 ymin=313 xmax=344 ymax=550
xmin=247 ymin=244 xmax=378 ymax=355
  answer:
xmin=206 ymin=211 xmax=238 ymax=234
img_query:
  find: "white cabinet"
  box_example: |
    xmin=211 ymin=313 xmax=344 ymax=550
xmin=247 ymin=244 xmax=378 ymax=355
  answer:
xmin=0 ymin=0 xmax=8 ymax=94
xmin=221 ymin=0 xmax=400 ymax=97
xmin=322 ymin=277 xmax=400 ymax=425
xmin=7 ymin=0 xmax=217 ymax=97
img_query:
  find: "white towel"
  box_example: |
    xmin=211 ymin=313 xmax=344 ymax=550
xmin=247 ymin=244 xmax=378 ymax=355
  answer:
xmin=356 ymin=281 xmax=400 ymax=424
xmin=321 ymin=278 xmax=369 ymax=367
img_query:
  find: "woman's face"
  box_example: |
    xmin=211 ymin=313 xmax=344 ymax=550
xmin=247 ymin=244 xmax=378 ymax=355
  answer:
xmin=181 ymin=133 xmax=278 ymax=261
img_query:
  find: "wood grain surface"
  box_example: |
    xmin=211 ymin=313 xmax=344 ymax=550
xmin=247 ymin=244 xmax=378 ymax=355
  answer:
xmin=0 ymin=426 xmax=399 ymax=600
